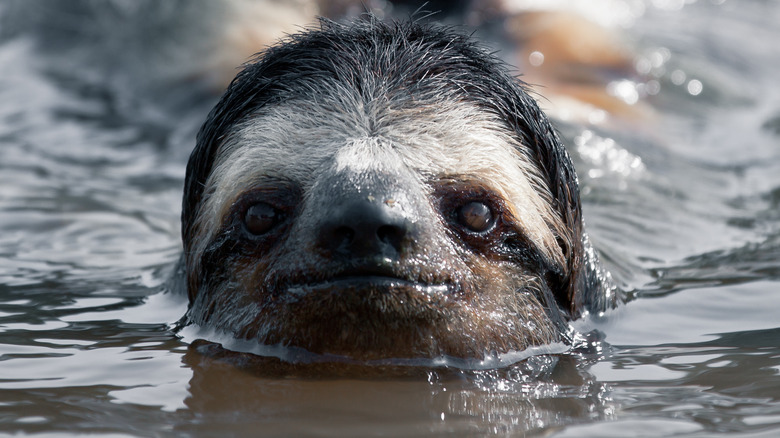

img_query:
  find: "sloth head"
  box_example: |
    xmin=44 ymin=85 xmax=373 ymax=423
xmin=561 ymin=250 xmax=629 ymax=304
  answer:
xmin=181 ymin=18 xmax=614 ymax=361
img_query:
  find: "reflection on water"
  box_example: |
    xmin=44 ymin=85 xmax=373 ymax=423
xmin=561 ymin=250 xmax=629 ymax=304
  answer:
xmin=178 ymin=348 xmax=611 ymax=436
xmin=1 ymin=0 xmax=779 ymax=436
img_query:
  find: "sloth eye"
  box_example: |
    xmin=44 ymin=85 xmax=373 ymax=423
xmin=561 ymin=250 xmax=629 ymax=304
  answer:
xmin=244 ymin=202 xmax=281 ymax=235
xmin=457 ymin=201 xmax=494 ymax=232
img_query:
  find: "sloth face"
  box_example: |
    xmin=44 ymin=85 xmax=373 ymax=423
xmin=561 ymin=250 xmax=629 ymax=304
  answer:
xmin=180 ymin=19 xmax=612 ymax=360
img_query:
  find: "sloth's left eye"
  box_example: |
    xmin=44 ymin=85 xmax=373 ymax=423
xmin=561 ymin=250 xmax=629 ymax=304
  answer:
xmin=457 ymin=201 xmax=494 ymax=232
xmin=244 ymin=202 xmax=282 ymax=235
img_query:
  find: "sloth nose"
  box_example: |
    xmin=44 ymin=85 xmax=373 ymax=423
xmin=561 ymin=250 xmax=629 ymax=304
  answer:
xmin=317 ymin=198 xmax=412 ymax=259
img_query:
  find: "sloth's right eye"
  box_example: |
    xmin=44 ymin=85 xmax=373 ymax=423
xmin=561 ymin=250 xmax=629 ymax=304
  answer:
xmin=244 ymin=202 xmax=282 ymax=235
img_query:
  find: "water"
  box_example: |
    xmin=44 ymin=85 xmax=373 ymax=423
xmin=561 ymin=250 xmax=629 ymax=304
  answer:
xmin=1 ymin=0 xmax=779 ymax=436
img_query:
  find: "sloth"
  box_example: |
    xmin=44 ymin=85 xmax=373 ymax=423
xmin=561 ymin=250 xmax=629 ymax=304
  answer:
xmin=179 ymin=18 xmax=616 ymax=363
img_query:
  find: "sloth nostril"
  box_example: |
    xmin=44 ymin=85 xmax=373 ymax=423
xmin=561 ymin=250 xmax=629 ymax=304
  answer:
xmin=377 ymin=224 xmax=405 ymax=249
xmin=333 ymin=225 xmax=355 ymax=247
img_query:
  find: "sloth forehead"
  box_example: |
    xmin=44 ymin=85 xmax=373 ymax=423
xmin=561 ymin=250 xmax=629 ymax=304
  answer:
xmin=215 ymin=96 xmax=541 ymax=190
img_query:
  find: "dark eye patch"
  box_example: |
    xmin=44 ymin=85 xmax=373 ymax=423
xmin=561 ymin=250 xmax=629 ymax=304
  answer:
xmin=431 ymin=180 xmax=509 ymax=248
xmin=222 ymin=181 xmax=301 ymax=245
xmin=432 ymin=179 xmax=552 ymax=267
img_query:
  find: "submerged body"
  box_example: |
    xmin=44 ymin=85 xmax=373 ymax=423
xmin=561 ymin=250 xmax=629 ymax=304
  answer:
xmin=180 ymin=18 xmax=616 ymax=362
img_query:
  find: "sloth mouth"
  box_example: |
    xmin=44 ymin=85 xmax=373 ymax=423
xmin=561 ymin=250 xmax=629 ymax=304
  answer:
xmin=277 ymin=261 xmax=458 ymax=299
xmin=273 ymin=271 xmax=460 ymax=345
xmin=265 ymin=262 xmax=465 ymax=332
xmin=286 ymin=275 xmax=453 ymax=296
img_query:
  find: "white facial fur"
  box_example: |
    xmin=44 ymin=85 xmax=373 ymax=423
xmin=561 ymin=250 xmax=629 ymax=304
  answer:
xmin=189 ymin=93 xmax=565 ymax=270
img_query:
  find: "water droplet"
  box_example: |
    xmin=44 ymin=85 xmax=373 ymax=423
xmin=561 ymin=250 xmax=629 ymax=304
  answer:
xmin=671 ymin=69 xmax=687 ymax=85
xmin=687 ymin=79 xmax=703 ymax=96
xmin=646 ymin=80 xmax=661 ymax=95
xmin=528 ymin=51 xmax=544 ymax=67
xmin=636 ymin=57 xmax=652 ymax=74
xmin=607 ymin=80 xmax=640 ymax=105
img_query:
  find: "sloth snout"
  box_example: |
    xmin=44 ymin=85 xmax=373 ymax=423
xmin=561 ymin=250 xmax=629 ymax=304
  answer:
xmin=316 ymin=197 xmax=414 ymax=260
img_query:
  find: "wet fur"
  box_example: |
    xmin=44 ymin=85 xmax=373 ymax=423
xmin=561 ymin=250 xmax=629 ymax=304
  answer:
xmin=180 ymin=18 xmax=615 ymax=360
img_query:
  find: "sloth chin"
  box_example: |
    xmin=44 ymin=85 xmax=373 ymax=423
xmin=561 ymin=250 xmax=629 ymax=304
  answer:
xmin=199 ymin=270 xmax=563 ymax=362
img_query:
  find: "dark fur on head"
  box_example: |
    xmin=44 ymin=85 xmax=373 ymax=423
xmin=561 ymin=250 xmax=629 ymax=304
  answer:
xmin=181 ymin=17 xmax=616 ymax=360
